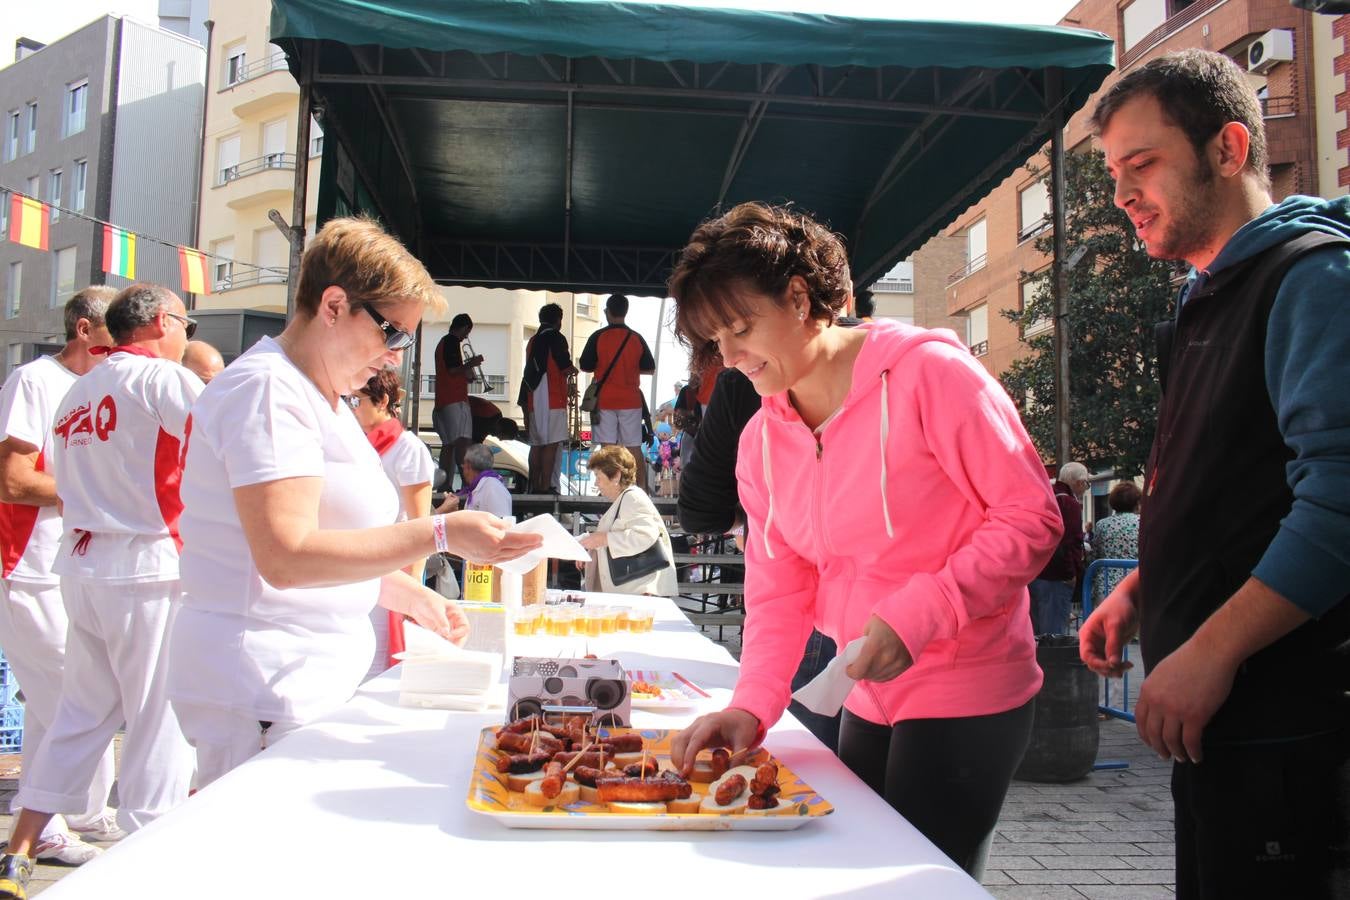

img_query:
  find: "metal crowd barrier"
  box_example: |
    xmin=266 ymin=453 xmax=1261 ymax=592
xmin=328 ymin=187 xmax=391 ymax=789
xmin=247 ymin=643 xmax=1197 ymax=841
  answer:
xmin=1080 ymin=558 xmax=1140 ymax=723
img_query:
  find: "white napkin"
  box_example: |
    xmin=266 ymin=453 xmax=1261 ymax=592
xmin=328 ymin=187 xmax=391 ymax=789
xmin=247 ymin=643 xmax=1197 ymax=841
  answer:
xmin=790 ymin=637 xmax=866 ymax=716
xmin=494 ymin=514 xmax=590 ymax=575
xmin=396 ymin=623 xmax=502 ymax=704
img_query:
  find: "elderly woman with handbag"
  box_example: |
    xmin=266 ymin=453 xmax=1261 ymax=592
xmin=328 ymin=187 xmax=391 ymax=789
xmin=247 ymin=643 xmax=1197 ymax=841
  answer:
xmin=579 ymin=445 xmax=677 ymax=596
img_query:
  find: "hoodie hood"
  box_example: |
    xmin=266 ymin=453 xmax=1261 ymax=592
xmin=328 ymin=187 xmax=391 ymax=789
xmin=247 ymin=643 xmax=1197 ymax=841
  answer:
xmin=1205 ymin=195 xmax=1350 ymax=276
xmin=754 ymin=321 xmax=968 ymax=556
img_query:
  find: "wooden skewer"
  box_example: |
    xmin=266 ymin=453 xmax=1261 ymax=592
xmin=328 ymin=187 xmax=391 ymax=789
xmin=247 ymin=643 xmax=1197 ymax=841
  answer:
xmin=641 ymin=747 xmax=648 ymax=782
xmin=559 ymin=740 xmax=596 ymax=774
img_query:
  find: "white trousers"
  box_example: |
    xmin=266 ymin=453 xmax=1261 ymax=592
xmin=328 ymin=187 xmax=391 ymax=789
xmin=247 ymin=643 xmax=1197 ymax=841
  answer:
xmin=172 ymin=701 xmax=299 ymax=791
xmin=0 ymin=580 xmax=116 ymax=838
xmin=16 ymin=578 xmax=194 ymax=833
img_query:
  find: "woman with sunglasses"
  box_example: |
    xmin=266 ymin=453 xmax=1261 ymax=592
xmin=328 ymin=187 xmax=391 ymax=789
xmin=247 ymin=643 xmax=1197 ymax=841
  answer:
xmin=167 ymin=217 xmax=542 ymax=787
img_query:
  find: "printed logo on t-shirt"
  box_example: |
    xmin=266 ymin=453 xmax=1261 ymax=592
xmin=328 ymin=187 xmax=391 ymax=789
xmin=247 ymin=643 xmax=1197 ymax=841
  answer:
xmin=54 ymin=395 xmax=118 ymax=448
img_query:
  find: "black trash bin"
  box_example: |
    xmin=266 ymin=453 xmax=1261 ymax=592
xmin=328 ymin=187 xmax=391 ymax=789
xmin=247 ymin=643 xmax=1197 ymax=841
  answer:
xmin=1014 ymin=634 xmax=1100 ymax=783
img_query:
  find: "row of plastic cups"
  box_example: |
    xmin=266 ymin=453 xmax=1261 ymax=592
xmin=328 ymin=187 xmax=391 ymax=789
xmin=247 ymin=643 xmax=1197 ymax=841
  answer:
xmin=510 ymin=603 xmax=655 ymax=637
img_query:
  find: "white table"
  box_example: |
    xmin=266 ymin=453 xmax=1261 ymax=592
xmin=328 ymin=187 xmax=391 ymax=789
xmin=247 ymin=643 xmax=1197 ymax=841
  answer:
xmin=44 ymin=594 xmax=991 ymax=899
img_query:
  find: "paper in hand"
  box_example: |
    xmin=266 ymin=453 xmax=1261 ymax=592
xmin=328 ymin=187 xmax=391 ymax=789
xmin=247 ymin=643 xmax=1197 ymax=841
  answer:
xmin=495 ymin=514 xmax=589 ymax=575
xmin=790 ymin=637 xmax=866 ymax=716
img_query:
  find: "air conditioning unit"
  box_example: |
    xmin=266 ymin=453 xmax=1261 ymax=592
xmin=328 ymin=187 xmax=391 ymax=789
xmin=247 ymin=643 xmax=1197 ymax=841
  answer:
xmin=1248 ymin=30 xmax=1294 ymax=74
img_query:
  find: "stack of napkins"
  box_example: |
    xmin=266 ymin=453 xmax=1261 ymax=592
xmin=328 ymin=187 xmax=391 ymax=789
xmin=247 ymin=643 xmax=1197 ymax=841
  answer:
xmin=397 ymin=622 xmax=502 ymax=711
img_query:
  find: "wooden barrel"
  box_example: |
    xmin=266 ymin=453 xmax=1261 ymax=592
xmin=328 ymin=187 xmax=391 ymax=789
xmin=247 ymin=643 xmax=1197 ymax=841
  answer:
xmin=1014 ymin=635 xmax=1100 ymax=783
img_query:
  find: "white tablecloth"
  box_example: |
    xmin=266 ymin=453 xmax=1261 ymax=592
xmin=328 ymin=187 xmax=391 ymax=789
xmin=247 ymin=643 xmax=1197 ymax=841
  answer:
xmin=45 ymin=594 xmax=991 ymax=899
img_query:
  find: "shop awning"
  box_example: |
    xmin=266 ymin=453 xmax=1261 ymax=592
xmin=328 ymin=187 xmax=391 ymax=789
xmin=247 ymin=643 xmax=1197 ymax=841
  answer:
xmin=270 ymin=0 xmax=1114 ymax=293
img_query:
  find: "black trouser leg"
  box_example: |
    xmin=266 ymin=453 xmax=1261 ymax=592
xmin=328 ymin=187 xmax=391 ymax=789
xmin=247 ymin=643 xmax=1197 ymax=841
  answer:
xmin=788 ymin=630 xmax=841 ymax=753
xmin=838 ymin=700 xmax=1034 ymax=878
xmin=1171 ymin=729 xmax=1350 ymax=900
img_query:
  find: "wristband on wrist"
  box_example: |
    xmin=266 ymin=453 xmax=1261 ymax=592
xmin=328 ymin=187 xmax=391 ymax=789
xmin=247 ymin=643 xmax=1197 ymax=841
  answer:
xmin=432 ymin=514 xmax=450 ymax=554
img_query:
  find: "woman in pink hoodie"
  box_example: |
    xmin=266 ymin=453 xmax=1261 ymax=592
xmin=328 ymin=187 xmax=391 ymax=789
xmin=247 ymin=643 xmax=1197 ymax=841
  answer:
xmin=668 ymin=203 xmax=1062 ymax=875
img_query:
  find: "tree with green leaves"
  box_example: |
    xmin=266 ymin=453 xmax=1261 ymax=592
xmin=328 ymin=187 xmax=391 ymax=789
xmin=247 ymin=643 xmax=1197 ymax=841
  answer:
xmin=1000 ymin=148 xmax=1177 ymax=476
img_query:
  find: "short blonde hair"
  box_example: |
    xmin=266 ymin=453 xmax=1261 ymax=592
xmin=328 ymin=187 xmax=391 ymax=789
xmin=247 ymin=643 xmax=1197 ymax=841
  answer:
xmin=588 ymin=445 xmax=637 ymax=489
xmin=294 ymin=216 xmax=444 ymax=318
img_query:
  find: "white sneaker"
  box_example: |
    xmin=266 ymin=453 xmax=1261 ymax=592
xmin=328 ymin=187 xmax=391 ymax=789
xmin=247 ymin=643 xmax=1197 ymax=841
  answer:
xmin=32 ymin=832 xmax=103 ymax=866
xmin=68 ymin=811 xmax=127 ymax=843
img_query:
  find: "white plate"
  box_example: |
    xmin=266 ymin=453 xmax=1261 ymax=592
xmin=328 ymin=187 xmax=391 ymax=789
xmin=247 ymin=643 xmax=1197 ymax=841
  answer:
xmin=626 ymin=670 xmax=710 ymax=710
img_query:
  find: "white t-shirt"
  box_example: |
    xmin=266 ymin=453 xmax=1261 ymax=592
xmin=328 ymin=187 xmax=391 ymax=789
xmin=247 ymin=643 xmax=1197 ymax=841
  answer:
xmin=468 ymin=475 xmax=513 ymax=520
xmin=50 ymin=351 xmax=203 ymax=583
xmin=171 ymin=337 xmax=399 ymax=725
xmin=379 ymin=429 xmax=435 ymax=521
xmin=0 ymin=355 xmax=77 ymax=584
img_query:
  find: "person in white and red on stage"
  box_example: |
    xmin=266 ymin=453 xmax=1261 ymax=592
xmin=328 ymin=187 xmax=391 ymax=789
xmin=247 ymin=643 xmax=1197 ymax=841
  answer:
xmin=1 ymin=284 xmax=202 ymax=877
xmin=0 ymin=287 xmax=121 ymax=867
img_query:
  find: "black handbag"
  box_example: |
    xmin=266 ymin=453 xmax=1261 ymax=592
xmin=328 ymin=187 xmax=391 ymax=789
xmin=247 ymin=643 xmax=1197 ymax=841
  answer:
xmin=605 ymin=490 xmax=670 ymax=586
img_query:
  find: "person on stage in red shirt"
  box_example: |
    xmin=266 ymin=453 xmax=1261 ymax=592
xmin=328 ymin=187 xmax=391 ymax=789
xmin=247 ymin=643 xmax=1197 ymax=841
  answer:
xmin=579 ymin=294 xmax=655 ymax=492
xmin=432 ymin=314 xmax=482 ymax=477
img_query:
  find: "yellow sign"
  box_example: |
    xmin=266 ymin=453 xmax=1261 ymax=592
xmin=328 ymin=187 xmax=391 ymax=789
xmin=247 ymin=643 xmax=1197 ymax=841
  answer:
xmin=464 ymin=563 xmax=496 ymax=602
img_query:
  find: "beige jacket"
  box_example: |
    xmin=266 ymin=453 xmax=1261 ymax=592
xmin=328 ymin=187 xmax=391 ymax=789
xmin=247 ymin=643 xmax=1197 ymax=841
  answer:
xmin=586 ymin=485 xmax=678 ymax=596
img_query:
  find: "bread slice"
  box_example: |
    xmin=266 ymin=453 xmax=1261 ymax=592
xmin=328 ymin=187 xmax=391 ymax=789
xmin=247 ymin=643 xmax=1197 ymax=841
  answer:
xmin=744 ymin=799 xmax=796 ymax=816
xmin=524 ymin=779 xmax=580 ymax=808
xmin=606 ymin=801 xmax=668 ymax=815
xmin=506 ymin=769 xmax=549 ymax=793
xmin=666 ymin=793 xmax=703 ymax=814
xmin=698 ymin=791 xmax=749 ymax=815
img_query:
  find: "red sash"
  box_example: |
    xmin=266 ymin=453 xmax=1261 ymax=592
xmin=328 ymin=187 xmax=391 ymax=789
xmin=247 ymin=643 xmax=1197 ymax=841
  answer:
xmin=365 ymin=417 xmax=408 ymax=667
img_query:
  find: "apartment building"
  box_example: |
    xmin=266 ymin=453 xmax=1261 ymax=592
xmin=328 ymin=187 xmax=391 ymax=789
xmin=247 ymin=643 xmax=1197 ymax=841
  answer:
xmin=198 ymin=0 xmax=606 ymax=426
xmin=0 ymin=16 xmax=205 ymax=373
xmin=871 ymin=234 xmax=969 ymax=335
xmin=923 ymin=0 xmax=1345 ymax=379
xmin=195 ymin=0 xmax=319 ymax=315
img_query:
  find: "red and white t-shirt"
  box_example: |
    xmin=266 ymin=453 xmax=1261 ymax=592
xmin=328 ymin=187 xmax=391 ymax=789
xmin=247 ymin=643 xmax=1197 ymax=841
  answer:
xmin=380 ymin=430 xmax=435 ymax=521
xmin=0 ymin=356 xmax=78 ymax=584
xmin=50 ymin=349 xmax=203 ymax=583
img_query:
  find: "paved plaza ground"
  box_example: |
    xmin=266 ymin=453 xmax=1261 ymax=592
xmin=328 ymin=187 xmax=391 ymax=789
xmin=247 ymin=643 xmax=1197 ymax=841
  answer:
xmin=3 ymin=638 xmax=1172 ymax=898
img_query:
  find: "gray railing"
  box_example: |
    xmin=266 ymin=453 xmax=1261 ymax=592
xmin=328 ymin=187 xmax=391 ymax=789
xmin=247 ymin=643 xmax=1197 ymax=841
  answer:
xmin=224 ymin=52 xmax=289 ymax=88
xmin=948 ymin=253 xmax=988 ymax=284
xmin=218 ymin=153 xmax=298 ymax=186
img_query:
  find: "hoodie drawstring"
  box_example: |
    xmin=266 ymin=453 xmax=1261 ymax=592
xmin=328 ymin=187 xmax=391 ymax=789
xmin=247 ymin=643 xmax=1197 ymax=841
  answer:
xmin=879 ymin=370 xmax=895 ymax=539
xmin=760 ymin=418 xmax=777 ymax=559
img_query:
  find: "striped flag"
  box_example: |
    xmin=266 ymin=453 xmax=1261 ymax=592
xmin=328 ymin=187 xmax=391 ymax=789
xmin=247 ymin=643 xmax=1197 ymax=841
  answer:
xmin=178 ymin=246 xmax=210 ymax=295
xmin=7 ymin=195 xmax=50 ymax=251
xmin=102 ymin=225 xmax=136 ymax=279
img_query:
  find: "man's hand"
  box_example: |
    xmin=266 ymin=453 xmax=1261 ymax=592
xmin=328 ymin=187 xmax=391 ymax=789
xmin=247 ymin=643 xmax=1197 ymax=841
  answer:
xmin=845 ymin=615 xmax=913 ymax=683
xmin=670 ymin=709 xmax=761 ymax=775
xmin=442 ymin=510 xmax=541 ymax=564
xmin=1079 ymin=583 xmax=1139 ymax=678
xmin=436 ymin=493 xmax=462 ymax=514
xmin=466 ymin=355 xmax=484 ymax=368
xmin=1134 ymin=639 xmax=1237 ymax=763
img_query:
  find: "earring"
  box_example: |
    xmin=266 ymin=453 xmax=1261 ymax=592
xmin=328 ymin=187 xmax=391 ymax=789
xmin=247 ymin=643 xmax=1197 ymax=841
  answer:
xmin=798 ymin=311 xmax=806 ymax=321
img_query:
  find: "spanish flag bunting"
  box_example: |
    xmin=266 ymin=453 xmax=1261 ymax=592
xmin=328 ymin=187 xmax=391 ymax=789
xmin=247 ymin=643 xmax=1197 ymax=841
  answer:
xmin=102 ymin=225 xmax=136 ymax=279
xmin=8 ymin=194 xmax=50 ymax=251
xmin=178 ymin=246 xmax=210 ymax=295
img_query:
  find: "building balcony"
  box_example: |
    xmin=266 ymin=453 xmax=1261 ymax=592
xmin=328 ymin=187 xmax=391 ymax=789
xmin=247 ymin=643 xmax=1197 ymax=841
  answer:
xmin=969 ymin=340 xmax=989 ymax=358
xmin=222 ymin=54 xmax=300 ymax=118
xmin=1120 ymin=0 xmax=1226 ymax=69
xmin=215 ymin=154 xmax=298 ymax=210
xmin=947 ymin=254 xmax=987 ymax=286
xmin=1260 ymin=95 xmax=1296 ymax=119
xmin=873 ymin=276 xmax=914 ymax=294
xmin=419 ymin=373 xmax=509 ymax=402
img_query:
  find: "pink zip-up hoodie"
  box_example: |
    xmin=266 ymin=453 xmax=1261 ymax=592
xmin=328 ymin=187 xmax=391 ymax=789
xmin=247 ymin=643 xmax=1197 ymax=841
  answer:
xmin=730 ymin=320 xmax=1062 ymax=731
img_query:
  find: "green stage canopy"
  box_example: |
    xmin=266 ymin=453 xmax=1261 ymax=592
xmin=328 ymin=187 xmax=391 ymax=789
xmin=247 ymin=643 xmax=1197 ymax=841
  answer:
xmin=270 ymin=0 xmax=1114 ymax=294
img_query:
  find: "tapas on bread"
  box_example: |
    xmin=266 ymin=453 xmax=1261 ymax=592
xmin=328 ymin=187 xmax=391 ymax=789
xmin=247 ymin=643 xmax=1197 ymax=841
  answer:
xmin=466 ymin=718 xmax=833 ymax=831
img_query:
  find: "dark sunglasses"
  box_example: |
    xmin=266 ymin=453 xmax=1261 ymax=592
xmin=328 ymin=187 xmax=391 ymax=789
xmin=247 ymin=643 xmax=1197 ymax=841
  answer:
xmin=166 ymin=312 xmax=198 ymax=339
xmin=362 ymin=305 xmax=416 ymax=351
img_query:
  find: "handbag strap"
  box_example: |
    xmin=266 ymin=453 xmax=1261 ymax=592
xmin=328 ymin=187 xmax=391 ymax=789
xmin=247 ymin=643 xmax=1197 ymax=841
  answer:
xmin=594 ymin=328 xmax=633 ymax=388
